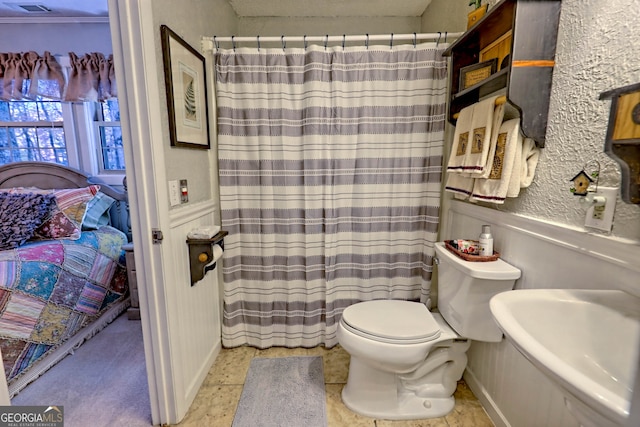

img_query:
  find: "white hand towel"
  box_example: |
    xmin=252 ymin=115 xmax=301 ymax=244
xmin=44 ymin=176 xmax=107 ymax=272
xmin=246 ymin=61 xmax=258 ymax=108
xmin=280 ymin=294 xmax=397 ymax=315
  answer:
xmin=469 ymin=118 xmax=521 ymax=204
xmin=463 ymin=96 xmax=501 ymax=175
xmin=474 ymin=103 xmax=505 ymax=179
xmin=519 ymin=138 xmax=540 ymax=188
xmin=446 ymin=103 xmax=474 ymax=173
xmin=507 ymin=131 xmax=524 ymax=198
xmin=445 ymin=171 xmax=474 ymax=200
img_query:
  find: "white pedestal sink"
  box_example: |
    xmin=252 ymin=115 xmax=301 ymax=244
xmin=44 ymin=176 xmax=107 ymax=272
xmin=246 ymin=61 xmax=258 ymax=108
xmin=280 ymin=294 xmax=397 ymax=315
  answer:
xmin=490 ymin=289 xmax=640 ymax=427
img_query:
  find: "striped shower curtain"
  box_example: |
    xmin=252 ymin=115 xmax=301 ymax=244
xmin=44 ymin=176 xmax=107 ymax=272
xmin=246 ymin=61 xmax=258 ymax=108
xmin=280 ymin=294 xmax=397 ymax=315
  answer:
xmin=214 ymin=42 xmax=447 ymax=348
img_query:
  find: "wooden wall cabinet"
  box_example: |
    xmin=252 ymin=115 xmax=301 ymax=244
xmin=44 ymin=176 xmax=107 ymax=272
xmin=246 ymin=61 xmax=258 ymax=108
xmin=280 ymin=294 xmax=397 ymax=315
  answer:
xmin=599 ymin=82 xmax=640 ymax=204
xmin=443 ymin=0 xmax=561 ymax=147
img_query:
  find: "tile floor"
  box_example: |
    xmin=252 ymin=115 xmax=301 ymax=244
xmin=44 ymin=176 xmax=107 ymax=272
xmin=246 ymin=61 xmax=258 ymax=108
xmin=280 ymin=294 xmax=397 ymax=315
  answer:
xmin=174 ymin=345 xmax=495 ymax=427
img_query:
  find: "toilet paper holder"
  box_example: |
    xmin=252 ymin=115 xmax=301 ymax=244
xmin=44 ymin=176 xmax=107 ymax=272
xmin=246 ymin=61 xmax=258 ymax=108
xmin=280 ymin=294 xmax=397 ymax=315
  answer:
xmin=186 ymin=230 xmax=228 ymax=286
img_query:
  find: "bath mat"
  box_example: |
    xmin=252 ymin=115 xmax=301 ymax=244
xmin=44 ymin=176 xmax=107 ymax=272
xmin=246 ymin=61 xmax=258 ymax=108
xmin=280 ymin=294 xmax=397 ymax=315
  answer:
xmin=232 ymin=356 xmax=327 ymax=427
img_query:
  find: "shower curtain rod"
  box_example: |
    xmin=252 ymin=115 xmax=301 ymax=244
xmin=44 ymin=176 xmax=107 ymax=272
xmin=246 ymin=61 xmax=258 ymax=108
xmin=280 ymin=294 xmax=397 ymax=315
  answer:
xmin=201 ymin=32 xmax=464 ymax=52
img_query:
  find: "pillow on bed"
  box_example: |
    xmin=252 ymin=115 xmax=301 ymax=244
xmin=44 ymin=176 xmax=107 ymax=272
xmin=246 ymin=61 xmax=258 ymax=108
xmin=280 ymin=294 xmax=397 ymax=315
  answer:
xmin=0 ymin=192 xmax=56 ymax=250
xmin=7 ymin=185 xmax=100 ymax=240
xmin=82 ymin=191 xmax=116 ymax=230
xmin=35 ymin=185 xmax=101 ymax=240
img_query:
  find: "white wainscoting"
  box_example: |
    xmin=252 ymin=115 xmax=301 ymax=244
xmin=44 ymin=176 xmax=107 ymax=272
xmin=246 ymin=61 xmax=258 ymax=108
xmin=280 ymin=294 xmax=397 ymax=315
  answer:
xmin=166 ymin=200 xmax=222 ymax=411
xmin=440 ymin=200 xmax=640 ymax=427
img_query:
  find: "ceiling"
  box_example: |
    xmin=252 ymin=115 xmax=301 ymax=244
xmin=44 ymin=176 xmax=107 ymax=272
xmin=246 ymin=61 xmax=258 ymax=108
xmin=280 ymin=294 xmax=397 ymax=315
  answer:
xmin=0 ymin=0 xmax=434 ymax=18
xmin=0 ymin=1 xmax=108 ymax=18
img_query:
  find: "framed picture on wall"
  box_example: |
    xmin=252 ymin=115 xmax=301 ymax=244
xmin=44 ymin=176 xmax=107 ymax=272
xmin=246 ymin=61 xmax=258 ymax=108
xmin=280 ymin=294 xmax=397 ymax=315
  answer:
xmin=160 ymin=24 xmax=210 ymax=149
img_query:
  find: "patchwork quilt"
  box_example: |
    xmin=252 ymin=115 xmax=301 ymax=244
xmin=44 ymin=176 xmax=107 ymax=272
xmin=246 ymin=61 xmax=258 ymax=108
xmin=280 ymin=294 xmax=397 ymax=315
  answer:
xmin=0 ymin=226 xmax=129 ymax=384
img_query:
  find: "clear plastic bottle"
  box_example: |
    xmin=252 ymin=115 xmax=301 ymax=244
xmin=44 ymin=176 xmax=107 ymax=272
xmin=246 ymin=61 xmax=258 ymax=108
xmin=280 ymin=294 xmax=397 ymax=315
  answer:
xmin=479 ymin=225 xmax=493 ymax=256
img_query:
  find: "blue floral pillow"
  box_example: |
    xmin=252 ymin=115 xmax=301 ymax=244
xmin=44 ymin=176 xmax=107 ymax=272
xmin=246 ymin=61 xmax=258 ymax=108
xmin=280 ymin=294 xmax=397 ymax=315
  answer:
xmin=0 ymin=192 xmax=56 ymax=250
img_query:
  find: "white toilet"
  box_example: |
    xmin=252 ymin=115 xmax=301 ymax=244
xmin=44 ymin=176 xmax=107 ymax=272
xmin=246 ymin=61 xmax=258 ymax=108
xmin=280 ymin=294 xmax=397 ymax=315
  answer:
xmin=336 ymin=241 xmax=521 ymax=420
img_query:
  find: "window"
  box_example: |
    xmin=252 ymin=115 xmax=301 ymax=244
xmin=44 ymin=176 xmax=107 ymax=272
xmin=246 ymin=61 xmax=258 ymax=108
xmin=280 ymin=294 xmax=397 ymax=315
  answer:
xmin=0 ymin=98 xmax=125 ymax=175
xmin=95 ymin=99 xmax=125 ymax=172
xmin=0 ymin=100 xmax=67 ymax=165
xmin=0 ymin=53 xmax=124 ymax=180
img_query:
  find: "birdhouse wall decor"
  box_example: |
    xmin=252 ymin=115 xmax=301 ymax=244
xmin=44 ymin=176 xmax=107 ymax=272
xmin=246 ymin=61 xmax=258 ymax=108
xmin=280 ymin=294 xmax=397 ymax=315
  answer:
xmin=599 ymin=82 xmax=640 ymax=204
xmin=569 ymin=170 xmax=594 ymax=196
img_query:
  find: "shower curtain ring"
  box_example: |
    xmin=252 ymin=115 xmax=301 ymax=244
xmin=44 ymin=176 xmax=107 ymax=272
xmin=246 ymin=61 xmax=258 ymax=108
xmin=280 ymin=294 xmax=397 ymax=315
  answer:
xmin=231 ymin=35 xmax=236 ymax=52
xmin=342 ymin=34 xmax=346 ymax=50
xmin=444 ymin=32 xmax=448 ymax=43
xmin=281 ymin=35 xmax=286 ymax=51
xmin=324 ymin=34 xmax=328 ymax=50
xmin=436 ymin=32 xmax=441 ymax=46
xmin=365 ymin=34 xmax=369 ymax=50
xmin=257 ymin=35 xmax=260 ymax=52
xmin=214 ymin=36 xmax=220 ymax=51
xmin=390 ymin=33 xmax=394 ymax=49
xmin=304 ymin=35 xmax=307 ymax=50
xmin=413 ymin=32 xmax=417 ymax=48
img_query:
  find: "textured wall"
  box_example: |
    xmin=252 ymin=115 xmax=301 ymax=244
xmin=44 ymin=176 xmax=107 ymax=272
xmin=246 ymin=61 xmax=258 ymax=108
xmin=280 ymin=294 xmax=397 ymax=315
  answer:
xmin=484 ymin=0 xmax=640 ymax=241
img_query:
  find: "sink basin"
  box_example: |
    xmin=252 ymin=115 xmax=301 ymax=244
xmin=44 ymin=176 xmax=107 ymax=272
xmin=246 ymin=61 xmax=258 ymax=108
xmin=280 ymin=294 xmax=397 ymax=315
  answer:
xmin=490 ymin=289 xmax=640 ymax=427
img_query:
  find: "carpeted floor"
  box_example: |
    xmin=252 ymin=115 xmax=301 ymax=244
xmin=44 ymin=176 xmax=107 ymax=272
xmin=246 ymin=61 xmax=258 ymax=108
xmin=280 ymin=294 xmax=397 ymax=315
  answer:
xmin=11 ymin=313 xmax=151 ymax=427
xmin=232 ymin=356 xmax=327 ymax=427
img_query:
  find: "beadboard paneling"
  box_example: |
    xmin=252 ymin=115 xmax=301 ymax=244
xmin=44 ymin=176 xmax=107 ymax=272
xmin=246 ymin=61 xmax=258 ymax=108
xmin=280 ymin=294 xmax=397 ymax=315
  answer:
xmin=166 ymin=200 xmax=222 ymax=409
xmin=442 ymin=200 xmax=638 ymax=427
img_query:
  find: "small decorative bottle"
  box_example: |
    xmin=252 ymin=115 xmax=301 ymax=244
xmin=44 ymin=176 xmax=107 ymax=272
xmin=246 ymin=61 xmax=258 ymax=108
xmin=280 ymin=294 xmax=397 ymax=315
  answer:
xmin=479 ymin=225 xmax=493 ymax=256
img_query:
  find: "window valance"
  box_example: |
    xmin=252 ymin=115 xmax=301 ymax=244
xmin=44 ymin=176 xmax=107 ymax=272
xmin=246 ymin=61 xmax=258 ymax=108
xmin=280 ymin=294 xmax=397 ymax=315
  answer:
xmin=0 ymin=51 xmax=116 ymax=102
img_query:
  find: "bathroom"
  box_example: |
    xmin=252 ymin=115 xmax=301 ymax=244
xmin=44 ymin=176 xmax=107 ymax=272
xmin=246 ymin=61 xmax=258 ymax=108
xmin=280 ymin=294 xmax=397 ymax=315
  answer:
xmin=11 ymin=0 xmax=634 ymax=425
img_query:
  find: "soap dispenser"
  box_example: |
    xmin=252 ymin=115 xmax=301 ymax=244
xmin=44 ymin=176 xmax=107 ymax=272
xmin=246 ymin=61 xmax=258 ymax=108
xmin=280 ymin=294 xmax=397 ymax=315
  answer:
xmin=479 ymin=225 xmax=493 ymax=256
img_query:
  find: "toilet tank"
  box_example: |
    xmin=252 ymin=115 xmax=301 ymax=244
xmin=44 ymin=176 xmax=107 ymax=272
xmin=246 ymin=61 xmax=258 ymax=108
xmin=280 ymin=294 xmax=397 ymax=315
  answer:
xmin=434 ymin=242 xmax=521 ymax=342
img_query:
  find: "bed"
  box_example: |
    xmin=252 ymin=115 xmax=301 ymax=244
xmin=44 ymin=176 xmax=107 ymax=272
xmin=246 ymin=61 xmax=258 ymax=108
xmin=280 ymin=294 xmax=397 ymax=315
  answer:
xmin=0 ymin=161 xmax=132 ymax=397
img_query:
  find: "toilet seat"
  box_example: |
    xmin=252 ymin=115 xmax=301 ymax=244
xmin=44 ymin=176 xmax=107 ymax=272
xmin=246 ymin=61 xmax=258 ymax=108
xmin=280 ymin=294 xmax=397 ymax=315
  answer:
xmin=341 ymin=300 xmax=441 ymax=344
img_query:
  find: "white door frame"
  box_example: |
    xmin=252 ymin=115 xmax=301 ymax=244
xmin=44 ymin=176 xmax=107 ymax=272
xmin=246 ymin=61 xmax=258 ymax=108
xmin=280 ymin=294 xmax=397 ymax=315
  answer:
xmin=108 ymin=0 xmax=178 ymax=424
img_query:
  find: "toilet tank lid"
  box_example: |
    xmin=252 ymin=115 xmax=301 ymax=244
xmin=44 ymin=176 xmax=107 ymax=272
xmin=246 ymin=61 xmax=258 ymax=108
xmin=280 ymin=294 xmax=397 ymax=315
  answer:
xmin=341 ymin=300 xmax=441 ymax=342
xmin=435 ymin=242 xmax=521 ymax=280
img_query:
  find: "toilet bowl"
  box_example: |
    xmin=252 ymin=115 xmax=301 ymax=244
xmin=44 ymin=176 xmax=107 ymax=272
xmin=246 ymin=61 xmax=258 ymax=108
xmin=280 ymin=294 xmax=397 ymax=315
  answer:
xmin=336 ymin=241 xmax=521 ymax=420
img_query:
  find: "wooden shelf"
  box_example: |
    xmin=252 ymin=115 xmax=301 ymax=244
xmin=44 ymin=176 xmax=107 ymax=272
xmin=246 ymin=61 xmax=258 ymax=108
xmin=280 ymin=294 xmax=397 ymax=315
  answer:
xmin=443 ymin=0 xmax=561 ymax=147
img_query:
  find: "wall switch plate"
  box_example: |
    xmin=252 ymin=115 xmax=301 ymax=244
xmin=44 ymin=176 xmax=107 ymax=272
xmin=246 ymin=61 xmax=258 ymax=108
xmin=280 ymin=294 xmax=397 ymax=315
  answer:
xmin=584 ymin=187 xmax=618 ymax=232
xmin=168 ymin=180 xmax=181 ymax=207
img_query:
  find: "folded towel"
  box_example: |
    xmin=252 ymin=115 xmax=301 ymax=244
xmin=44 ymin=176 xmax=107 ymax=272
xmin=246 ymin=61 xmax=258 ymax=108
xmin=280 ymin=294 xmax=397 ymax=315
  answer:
xmin=469 ymin=118 xmax=521 ymax=204
xmin=446 ymin=104 xmax=474 ymax=172
xmin=519 ymin=138 xmax=540 ymax=188
xmin=463 ymin=96 xmax=502 ymax=175
xmin=187 ymin=225 xmax=221 ymax=239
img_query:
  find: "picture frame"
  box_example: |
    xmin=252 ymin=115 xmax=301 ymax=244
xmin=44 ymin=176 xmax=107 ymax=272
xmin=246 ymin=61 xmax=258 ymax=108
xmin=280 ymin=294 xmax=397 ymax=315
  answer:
xmin=161 ymin=25 xmax=210 ymax=149
xmin=459 ymin=58 xmax=498 ymax=90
